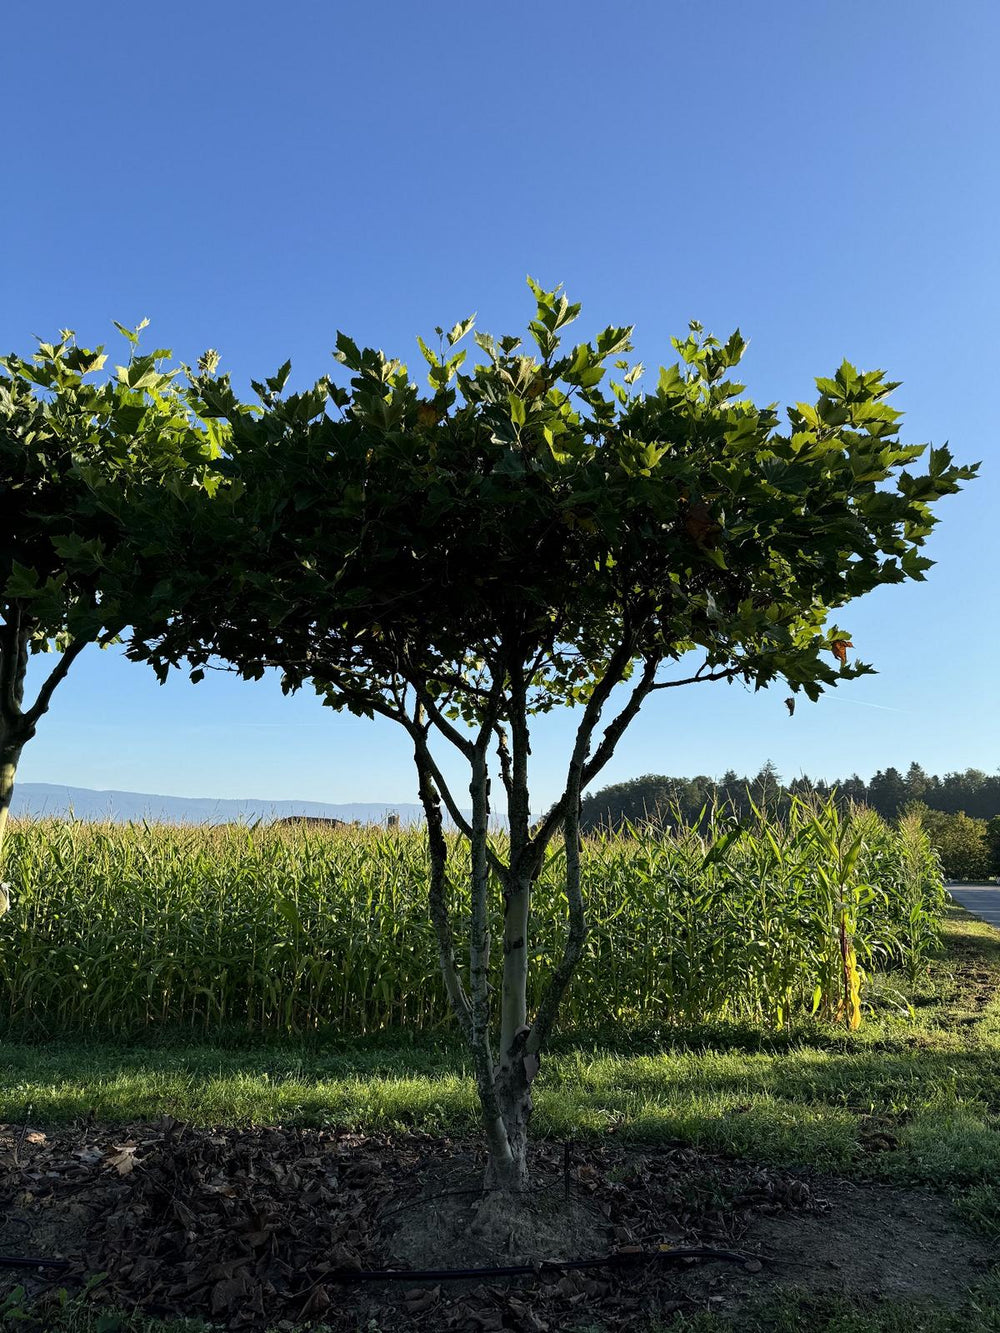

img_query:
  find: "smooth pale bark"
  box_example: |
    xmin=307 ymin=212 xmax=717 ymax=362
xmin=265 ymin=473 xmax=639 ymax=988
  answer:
xmin=488 ymin=667 xmax=534 ymax=1193
xmin=402 ymin=641 xmax=720 ymax=1200
xmin=412 ymin=735 xmax=473 ymax=1044
xmin=467 ymin=742 xmax=513 ymax=1181
xmin=0 ymin=744 xmax=20 ymax=880
xmin=419 ymin=653 xmax=629 ymax=1195
xmin=408 ymin=699 xmax=533 ymax=1193
xmin=0 ymin=620 xmax=30 ymax=876
xmin=486 ymin=859 xmax=533 ymax=1193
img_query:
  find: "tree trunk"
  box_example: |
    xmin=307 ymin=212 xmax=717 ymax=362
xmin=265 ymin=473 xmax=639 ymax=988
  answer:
xmin=481 ymin=661 xmax=536 ymax=1196
xmin=0 ymin=615 xmax=77 ymax=892
xmin=483 ymin=1045 xmax=533 ymax=1191
xmin=407 ymin=643 xmax=651 ymax=1220
xmin=0 ymin=738 xmax=22 ymax=882
xmin=486 ymin=866 xmax=533 ymax=1194
xmin=466 ymin=744 xmax=518 ymax=1189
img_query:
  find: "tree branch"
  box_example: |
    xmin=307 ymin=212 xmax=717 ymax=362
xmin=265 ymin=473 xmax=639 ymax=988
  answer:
xmin=493 ymin=722 xmax=513 ymax=803
xmin=582 ymin=660 xmax=745 ymax=789
xmin=367 ymin=692 xmax=509 ymax=879
xmin=404 ymin=674 xmax=477 ymax=760
xmin=466 ymin=718 xmax=508 ymax=1162
xmin=528 ymin=659 xmax=744 ymax=861
xmin=23 ymin=637 xmax=89 ymax=729
xmin=526 ymin=795 xmax=586 ymax=1057
xmin=498 ymin=657 xmax=532 ymax=1071
xmin=520 ymin=633 xmax=637 ymax=880
xmin=648 ymin=663 xmax=744 ymax=691
xmin=365 ymin=693 xmax=471 ymax=826
xmin=412 ymin=712 xmax=473 ymax=1044
xmin=582 ymin=655 xmax=660 ymax=788
xmin=421 ymin=665 xmax=492 ymax=701
xmin=506 ymin=659 xmax=532 ymax=864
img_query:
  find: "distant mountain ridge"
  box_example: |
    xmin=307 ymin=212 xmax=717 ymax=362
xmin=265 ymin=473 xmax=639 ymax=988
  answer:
xmin=11 ymin=783 xmax=434 ymax=827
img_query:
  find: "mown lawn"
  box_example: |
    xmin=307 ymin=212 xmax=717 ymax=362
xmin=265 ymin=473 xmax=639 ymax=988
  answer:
xmin=2 ymin=905 xmax=999 ymax=1331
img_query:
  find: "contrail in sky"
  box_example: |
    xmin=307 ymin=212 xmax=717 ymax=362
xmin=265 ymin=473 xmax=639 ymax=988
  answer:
xmin=823 ymin=695 xmax=908 ymax=713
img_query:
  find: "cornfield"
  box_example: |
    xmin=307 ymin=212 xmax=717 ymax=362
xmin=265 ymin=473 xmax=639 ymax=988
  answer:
xmin=0 ymin=799 xmax=942 ymax=1040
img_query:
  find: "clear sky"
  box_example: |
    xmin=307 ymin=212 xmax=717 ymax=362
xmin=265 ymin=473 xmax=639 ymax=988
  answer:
xmin=3 ymin=0 xmax=997 ymax=811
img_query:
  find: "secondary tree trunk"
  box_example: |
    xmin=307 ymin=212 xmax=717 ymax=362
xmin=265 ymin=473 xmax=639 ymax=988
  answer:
xmin=0 ymin=739 xmax=22 ymax=877
xmin=408 ymin=651 xmax=623 ymax=1208
xmin=0 ymin=617 xmax=30 ymax=875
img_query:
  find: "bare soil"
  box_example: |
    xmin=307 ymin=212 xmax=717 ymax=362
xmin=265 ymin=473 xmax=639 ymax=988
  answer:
xmin=0 ymin=1121 xmax=993 ymax=1330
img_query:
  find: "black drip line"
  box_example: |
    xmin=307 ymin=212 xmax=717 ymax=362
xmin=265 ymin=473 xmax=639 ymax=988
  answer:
xmin=0 ymin=1243 xmax=756 ymax=1281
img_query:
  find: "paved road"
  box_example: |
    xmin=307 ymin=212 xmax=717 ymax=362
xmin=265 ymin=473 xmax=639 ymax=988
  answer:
xmin=948 ymin=884 xmax=1000 ymax=928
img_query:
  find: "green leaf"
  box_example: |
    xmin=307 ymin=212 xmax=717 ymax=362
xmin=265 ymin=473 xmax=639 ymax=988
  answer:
xmin=266 ymin=360 xmax=292 ymax=393
xmin=576 ymin=365 xmax=605 ymax=389
xmin=333 ymin=331 xmax=362 ymax=370
xmin=3 ymin=562 xmax=41 ymax=599
xmin=723 ymin=329 xmax=747 ymax=365
xmin=901 ymin=549 xmax=935 ymax=580
xmin=50 ymin=534 xmax=105 ymax=569
xmin=416 ymin=335 xmax=439 ymax=367
xmin=595 ymin=325 xmax=633 ymax=357
xmin=447 ymin=315 xmax=476 ymax=347
xmin=63 ymin=347 xmax=108 ymax=375
xmin=658 ymin=363 xmax=683 ymax=395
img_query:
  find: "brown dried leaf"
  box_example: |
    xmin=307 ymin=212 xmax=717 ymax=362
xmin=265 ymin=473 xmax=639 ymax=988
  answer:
xmin=329 ymin=1242 xmax=362 ymax=1270
xmin=106 ymin=1146 xmax=140 ymax=1176
xmin=299 ymin=1284 xmax=331 ymax=1319
xmin=403 ymin=1284 xmax=440 ymax=1314
xmin=210 ymin=1274 xmax=250 ymax=1317
xmin=470 ymin=1314 xmax=504 ymax=1332
xmin=683 ymin=501 xmax=722 ymax=545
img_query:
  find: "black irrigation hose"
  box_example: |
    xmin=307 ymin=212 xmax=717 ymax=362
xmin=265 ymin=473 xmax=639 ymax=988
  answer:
xmin=0 ymin=1256 xmax=70 ymax=1270
xmin=0 ymin=1244 xmax=756 ymax=1282
xmin=325 ymin=1245 xmax=755 ymax=1284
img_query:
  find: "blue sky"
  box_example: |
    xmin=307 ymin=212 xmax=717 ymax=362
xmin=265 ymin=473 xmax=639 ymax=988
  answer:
xmin=3 ymin=0 xmax=997 ymax=810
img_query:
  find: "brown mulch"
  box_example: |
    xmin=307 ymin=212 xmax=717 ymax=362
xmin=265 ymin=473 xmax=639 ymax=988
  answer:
xmin=0 ymin=1121 xmax=993 ymax=1330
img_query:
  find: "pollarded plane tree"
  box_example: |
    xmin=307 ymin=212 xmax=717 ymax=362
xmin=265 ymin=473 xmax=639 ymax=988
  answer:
xmin=0 ymin=326 xmax=218 ymax=893
xmin=129 ymin=282 xmax=976 ymax=1210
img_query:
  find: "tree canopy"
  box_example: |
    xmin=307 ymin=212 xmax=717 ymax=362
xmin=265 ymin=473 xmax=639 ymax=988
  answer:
xmin=581 ymin=764 xmax=1000 ymax=832
xmin=0 ymin=326 xmax=216 ymax=867
xmin=126 ymin=280 xmax=977 ymax=1199
xmin=134 ymin=283 xmax=976 ymax=717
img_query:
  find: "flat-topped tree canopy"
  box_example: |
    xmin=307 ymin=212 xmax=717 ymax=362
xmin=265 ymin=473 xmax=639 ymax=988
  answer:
xmin=0 ymin=326 xmax=219 ymax=864
xmin=127 ymin=281 xmax=977 ymax=1206
xmin=132 ymin=280 xmax=971 ymax=721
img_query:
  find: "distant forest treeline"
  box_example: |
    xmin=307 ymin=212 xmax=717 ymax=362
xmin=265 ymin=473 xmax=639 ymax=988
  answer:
xmin=581 ymin=763 xmax=1000 ymax=831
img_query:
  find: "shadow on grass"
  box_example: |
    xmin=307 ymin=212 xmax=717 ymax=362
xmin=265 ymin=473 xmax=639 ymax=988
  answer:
xmin=1 ymin=909 xmax=998 ymax=1187
xmin=2 ymin=1039 xmax=1000 ymax=1185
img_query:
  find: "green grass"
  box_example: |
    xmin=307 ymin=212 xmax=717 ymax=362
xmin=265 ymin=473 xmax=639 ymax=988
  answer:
xmin=0 ymin=1292 xmax=209 ymax=1333
xmin=664 ymin=1279 xmax=1000 ymax=1332
xmin=2 ymin=906 xmax=999 ymax=1330
xmin=5 ymin=1283 xmax=1000 ymax=1333
xmin=2 ymin=908 xmax=999 ymax=1192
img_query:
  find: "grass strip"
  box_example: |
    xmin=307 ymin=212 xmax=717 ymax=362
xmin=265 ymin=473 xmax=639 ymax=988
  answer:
xmin=3 ymin=909 xmax=1000 ymax=1192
